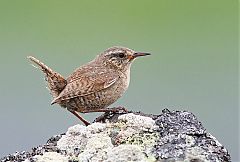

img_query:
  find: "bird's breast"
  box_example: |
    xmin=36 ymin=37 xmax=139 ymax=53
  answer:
xmin=124 ymin=68 xmax=130 ymax=90
xmin=114 ymin=68 xmax=130 ymax=98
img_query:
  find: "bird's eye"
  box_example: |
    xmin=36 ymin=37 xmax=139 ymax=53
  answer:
xmin=118 ymin=53 xmax=125 ymax=58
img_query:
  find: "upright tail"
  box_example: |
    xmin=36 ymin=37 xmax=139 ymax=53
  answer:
xmin=27 ymin=56 xmax=67 ymax=98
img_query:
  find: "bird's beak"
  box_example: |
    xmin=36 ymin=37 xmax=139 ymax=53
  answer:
xmin=128 ymin=52 xmax=151 ymax=60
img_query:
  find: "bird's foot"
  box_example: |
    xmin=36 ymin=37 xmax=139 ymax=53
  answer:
xmin=94 ymin=107 xmax=128 ymax=123
xmin=109 ymin=106 xmax=128 ymax=113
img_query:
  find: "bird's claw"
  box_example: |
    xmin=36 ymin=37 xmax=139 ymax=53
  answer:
xmin=110 ymin=107 xmax=128 ymax=113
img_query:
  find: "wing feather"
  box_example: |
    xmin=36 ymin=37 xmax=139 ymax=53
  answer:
xmin=51 ymin=66 xmax=119 ymax=104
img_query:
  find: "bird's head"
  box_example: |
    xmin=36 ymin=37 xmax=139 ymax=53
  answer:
xmin=96 ymin=46 xmax=150 ymax=71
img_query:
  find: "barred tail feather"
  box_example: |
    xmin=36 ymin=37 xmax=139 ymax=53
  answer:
xmin=27 ymin=56 xmax=67 ymax=98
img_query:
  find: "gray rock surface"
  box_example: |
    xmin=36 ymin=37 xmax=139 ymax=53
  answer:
xmin=0 ymin=109 xmax=231 ymax=162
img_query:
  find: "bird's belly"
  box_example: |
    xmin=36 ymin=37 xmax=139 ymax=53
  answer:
xmin=65 ymin=80 xmax=127 ymax=112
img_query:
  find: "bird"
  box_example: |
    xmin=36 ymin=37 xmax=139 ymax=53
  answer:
xmin=27 ymin=46 xmax=150 ymax=126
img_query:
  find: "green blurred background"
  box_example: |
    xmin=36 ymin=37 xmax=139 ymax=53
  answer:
xmin=0 ymin=0 xmax=238 ymax=161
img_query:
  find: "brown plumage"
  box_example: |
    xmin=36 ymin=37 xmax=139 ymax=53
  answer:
xmin=28 ymin=46 xmax=150 ymax=125
xmin=27 ymin=56 xmax=67 ymax=98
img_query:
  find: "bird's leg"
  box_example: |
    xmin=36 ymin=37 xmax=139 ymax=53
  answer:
xmin=68 ymin=107 xmax=128 ymax=126
xmin=68 ymin=110 xmax=90 ymax=126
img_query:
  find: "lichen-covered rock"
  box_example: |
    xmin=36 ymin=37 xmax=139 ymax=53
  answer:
xmin=105 ymin=144 xmax=146 ymax=162
xmin=153 ymin=109 xmax=230 ymax=162
xmin=27 ymin=152 xmax=69 ymax=162
xmin=0 ymin=109 xmax=231 ymax=162
xmin=77 ymin=134 xmax=113 ymax=162
xmin=118 ymin=113 xmax=157 ymax=130
xmin=54 ymin=112 xmax=158 ymax=161
xmin=56 ymin=124 xmax=88 ymax=154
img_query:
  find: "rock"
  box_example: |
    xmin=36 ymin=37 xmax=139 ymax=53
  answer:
xmin=0 ymin=109 xmax=231 ymax=162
